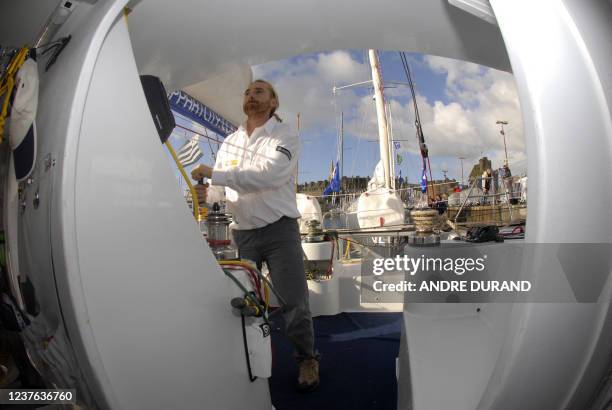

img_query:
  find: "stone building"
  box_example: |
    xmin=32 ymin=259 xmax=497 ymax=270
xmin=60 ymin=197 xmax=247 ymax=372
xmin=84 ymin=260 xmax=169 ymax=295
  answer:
xmin=469 ymin=157 xmax=493 ymax=182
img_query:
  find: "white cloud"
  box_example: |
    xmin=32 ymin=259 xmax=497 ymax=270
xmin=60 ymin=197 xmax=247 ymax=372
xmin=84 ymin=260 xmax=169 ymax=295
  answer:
xmin=427 ymin=56 xmax=481 ymax=83
xmin=253 ymin=50 xmax=369 ymax=134
xmin=386 ymin=56 xmax=525 ymax=171
xmin=253 ymin=51 xmax=526 ymax=180
xmin=316 ymin=51 xmax=366 ymax=81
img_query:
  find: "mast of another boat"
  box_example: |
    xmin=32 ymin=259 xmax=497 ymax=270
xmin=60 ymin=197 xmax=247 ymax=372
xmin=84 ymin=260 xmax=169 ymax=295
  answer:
xmin=387 ymin=100 xmax=396 ymax=190
xmin=340 ymin=111 xmax=344 ymax=193
xmin=295 ymin=113 xmax=300 ymax=192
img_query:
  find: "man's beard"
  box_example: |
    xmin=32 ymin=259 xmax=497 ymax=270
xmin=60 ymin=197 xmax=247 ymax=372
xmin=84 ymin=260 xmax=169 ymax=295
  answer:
xmin=244 ymin=101 xmax=265 ymax=115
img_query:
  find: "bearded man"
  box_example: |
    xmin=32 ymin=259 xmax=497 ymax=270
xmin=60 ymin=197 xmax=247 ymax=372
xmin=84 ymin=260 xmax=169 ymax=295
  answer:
xmin=191 ymin=80 xmax=319 ymax=392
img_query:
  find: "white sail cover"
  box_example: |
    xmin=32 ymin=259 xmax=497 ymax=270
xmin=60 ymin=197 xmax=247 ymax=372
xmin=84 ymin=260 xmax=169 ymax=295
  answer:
xmin=356 ymin=188 xmax=404 ymax=228
xmin=367 ymin=160 xmax=385 ymax=190
xmin=296 ymin=193 xmax=323 ymax=232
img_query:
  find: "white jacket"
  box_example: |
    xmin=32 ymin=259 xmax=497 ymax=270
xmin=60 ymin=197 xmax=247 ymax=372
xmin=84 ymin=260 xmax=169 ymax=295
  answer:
xmin=209 ymin=116 xmax=300 ymax=230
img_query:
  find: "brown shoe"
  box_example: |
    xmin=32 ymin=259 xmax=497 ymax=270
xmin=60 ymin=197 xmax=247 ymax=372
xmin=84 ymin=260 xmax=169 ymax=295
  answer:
xmin=0 ymin=352 xmax=18 ymax=388
xmin=297 ymin=358 xmax=319 ymax=392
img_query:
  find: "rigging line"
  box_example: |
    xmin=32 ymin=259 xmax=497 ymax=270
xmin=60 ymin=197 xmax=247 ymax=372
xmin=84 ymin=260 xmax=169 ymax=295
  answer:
xmin=344 ymin=49 xmax=371 ymax=183
xmin=332 ymin=108 xmax=341 ymax=168
xmin=332 ymin=80 xmax=350 ymax=184
xmin=332 ymin=78 xmax=343 ymax=162
xmin=173 ymin=111 xmax=211 ymax=131
xmin=204 ymin=128 xmax=217 ymax=161
xmin=349 ymin=91 xmax=369 ymax=182
xmin=399 ymin=52 xmax=417 ymax=122
xmin=331 ymin=81 xmax=339 ymax=159
xmin=175 ymin=123 xmax=277 ymax=162
xmin=399 ymin=52 xmax=424 ymax=135
xmin=353 ymin=57 xmax=382 ymax=177
xmin=172 ymin=111 xmax=232 ymax=138
xmin=400 ymin=51 xmax=431 ymax=193
xmin=174 ymin=123 xmax=224 ymax=144
xmin=346 ymin=49 xmax=368 ymax=182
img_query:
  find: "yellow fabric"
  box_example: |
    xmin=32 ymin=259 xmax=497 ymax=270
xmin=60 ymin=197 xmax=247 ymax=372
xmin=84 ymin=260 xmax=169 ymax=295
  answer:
xmin=0 ymin=47 xmax=29 ymax=144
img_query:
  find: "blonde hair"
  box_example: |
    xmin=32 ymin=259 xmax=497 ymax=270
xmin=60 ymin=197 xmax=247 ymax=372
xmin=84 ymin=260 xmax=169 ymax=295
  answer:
xmin=252 ymin=79 xmax=283 ymax=122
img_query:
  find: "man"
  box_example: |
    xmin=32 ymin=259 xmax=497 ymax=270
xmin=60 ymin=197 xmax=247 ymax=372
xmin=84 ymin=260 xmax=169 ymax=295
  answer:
xmin=481 ymin=168 xmax=492 ymax=204
xmin=501 ymin=164 xmax=514 ymax=204
xmin=191 ymin=80 xmax=319 ymax=392
xmin=434 ymin=194 xmax=447 ymax=215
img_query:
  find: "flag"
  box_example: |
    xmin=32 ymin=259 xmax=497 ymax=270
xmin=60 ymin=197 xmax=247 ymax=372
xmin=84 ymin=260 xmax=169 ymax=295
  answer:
xmin=177 ymin=136 xmax=203 ymax=167
xmin=328 ymin=160 xmax=335 ymax=182
xmin=393 ymin=141 xmax=400 ymax=150
xmin=420 ymin=164 xmax=427 ymax=193
xmin=396 ymin=153 xmax=403 ymax=165
xmin=323 ymin=161 xmax=341 ymax=195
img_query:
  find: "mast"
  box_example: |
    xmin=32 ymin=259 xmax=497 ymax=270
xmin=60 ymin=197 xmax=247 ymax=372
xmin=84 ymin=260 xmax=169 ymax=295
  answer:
xmin=387 ymin=100 xmax=396 ymax=189
xmin=368 ymin=49 xmax=392 ymax=189
xmin=340 ymin=111 xmax=344 ymax=193
xmin=296 ymin=113 xmax=300 ymax=192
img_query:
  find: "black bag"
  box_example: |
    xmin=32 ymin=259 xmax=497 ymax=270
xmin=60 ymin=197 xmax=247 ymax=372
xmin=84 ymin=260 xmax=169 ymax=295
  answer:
xmin=465 ymin=225 xmax=501 ymax=243
xmin=140 ymin=75 xmax=175 ymax=144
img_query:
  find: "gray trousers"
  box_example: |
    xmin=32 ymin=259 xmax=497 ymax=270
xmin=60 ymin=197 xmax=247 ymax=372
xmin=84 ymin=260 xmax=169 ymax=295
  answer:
xmin=232 ymin=217 xmax=317 ymax=362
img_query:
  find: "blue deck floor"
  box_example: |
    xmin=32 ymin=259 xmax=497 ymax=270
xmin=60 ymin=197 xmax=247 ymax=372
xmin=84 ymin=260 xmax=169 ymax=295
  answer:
xmin=269 ymin=312 xmax=402 ymax=410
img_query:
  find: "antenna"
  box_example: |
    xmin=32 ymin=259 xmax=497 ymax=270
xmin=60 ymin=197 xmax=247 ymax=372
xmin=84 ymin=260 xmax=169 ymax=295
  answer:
xmin=458 ymin=156 xmax=466 ymax=186
xmin=496 ymin=120 xmax=509 ymax=165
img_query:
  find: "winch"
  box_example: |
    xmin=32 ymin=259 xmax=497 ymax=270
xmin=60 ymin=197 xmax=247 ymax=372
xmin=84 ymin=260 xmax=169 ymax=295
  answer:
xmin=301 ymin=219 xmax=334 ymax=282
xmin=206 ymin=202 xmax=239 ymax=260
xmin=407 ymin=208 xmax=441 ymax=246
xmin=303 ymin=219 xmax=325 ymax=243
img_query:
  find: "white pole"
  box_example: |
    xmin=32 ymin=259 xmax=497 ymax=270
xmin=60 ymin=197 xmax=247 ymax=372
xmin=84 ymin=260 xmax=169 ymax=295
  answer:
xmin=459 ymin=156 xmax=465 ymax=186
xmin=340 ymin=111 xmax=344 ymax=192
xmin=368 ymin=49 xmax=392 ymax=189
xmin=387 ymin=100 xmax=396 ymax=189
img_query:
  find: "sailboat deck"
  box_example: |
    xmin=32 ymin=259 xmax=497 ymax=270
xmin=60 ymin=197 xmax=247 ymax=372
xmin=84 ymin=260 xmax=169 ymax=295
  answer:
xmin=270 ymin=312 xmax=401 ymax=410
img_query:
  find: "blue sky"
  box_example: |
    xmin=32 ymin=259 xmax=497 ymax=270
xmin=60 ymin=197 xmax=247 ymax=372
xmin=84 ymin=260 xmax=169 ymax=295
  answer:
xmin=170 ymin=49 xmax=526 ymax=185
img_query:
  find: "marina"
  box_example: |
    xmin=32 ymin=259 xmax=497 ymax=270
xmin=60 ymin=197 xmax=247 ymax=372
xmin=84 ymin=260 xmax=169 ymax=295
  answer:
xmin=0 ymin=1 xmax=611 ymax=409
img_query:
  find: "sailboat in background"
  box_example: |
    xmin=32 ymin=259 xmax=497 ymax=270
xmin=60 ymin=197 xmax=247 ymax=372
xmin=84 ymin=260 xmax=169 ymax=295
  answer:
xmin=353 ymin=50 xmax=406 ymax=230
xmin=316 ymin=49 xmax=419 ymax=233
xmin=314 ymin=49 xmax=526 ymax=234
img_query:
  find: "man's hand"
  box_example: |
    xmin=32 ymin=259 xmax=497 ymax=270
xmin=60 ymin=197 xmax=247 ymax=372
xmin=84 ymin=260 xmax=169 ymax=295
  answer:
xmin=194 ymin=183 xmax=209 ymax=204
xmin=191 ymin=164 xmax=213 ymax=180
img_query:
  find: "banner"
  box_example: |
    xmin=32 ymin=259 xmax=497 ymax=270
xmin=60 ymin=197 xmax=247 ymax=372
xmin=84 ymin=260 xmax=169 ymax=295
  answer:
xmin=168 ymin=90 xmax=237 ymax=137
